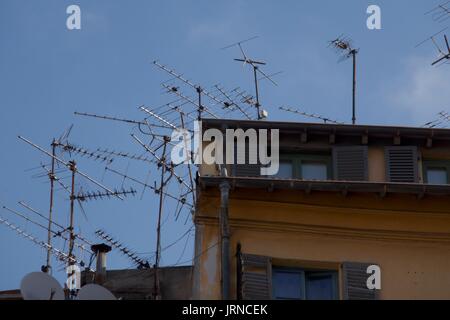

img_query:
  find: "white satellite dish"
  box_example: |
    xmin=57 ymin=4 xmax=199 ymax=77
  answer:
xmin=20 ymin=272 xmax=65 ymax=300
xmin=77 ymin=284 xmax=116 ymax=300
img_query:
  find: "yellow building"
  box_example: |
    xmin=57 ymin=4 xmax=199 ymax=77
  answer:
xmin=193 ymin=119 xmax=450 ymax=300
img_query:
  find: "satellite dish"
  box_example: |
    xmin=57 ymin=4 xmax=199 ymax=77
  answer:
xmin=20 ymin=272 xmax=65 ymax=300
xmin=77 ymin=284 xmax=116 ymax=300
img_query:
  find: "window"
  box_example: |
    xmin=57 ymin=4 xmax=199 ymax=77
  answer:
xmin=274 ymin=160 xmax=294 ymax=179
xmin=301 ymin=161 xmax=328 ymax=180
xmin=273 ymin=154 xmax=332 ymax=180
xmin=423 ymin=160 xmax=450 ymax=185
xmin=272 ymin=267 xmax=338 ymax=300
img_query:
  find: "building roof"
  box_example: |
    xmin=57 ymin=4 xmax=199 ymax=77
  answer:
xmin=201 ymin=118 xmax=450 ymax=141
xmin=199 ymin=176 xmax=450 ymax=197
xmin=81 ymin=266 xmax=192 ymax=300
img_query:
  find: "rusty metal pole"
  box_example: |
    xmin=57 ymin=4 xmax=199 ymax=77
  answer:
xmin=253 ymin=66 xmax=261 ymax=120
xmin=219 ymin=180 xmax=230 ymax=300
xmin=68 ymin=161 xmax=76 ymax=263
xmin=180 ymin=112 xmax=196 ymax=209
xmin=153 ymin=137 xmax=169 ymax=300
xmin=196 ymin=86 xmax=204 ymax=120
xmin=44 ymin=139 xmax=56 ymax=274
xmin=352 ymin=49 xmax=357 ymax=125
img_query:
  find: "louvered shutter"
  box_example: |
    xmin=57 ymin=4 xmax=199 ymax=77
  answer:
xmin=238 ymin=253 xmax=272 ymax=300
xmin=233 ymin=141 xmax=261 ymax=177
xmin=333 ymin=146 xmax=368 ymax=181
xmin=342 ymin=262 xmax=379 ymax=300
xmin=385 ymin=146 xmax=418 ymax=183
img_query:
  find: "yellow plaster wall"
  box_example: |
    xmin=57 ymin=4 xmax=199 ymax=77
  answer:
xmin=194 ymin=189 xmax=450 ymax=300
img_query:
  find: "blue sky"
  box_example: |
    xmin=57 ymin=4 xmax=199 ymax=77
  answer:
xmin=1 ymin=0 xmax=449 ymax=290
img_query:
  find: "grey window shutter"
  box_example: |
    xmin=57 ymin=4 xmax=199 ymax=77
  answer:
xmin=333 ymin=146 xmax=369 ymax=181
xmin=342 ymin=262 xmax=379 ymax=300
xmin=239 ymin=253 xmax=272 ymax=300
xmin=233 ymin=141 xmax=261 ymax=177
xmin=385 ymin=146 xmax=418 ymax=183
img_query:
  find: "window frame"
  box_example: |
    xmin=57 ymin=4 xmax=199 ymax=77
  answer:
xmin=278 ymin=154 xmax=332 ymax=180
xmin=272 ymin=266 xmax=339 ymax=300
xmin=423 ymin=160 xmax=450 ymax=184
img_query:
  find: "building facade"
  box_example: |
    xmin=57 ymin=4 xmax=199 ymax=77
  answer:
xmin=193 ymin=119 xmax=450 ymax=300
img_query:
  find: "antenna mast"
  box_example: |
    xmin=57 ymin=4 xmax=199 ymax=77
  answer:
xmin=329 ymin=35 xmax=359 ymax=125
xmin=222 ymin=36 xmax=278 ymax=120
xmin=43 ymin=139 xmax=56 ymax=274
xmin=153 ymin=136 xmax=170 ymax=300
xmin=68 ymin=160 xmax=76 ymax=265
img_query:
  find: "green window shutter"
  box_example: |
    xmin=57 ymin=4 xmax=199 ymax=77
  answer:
xmin=233 ymin=141 xmax=261 ymax=177
xmin=333 ymin=146 xmax=368 ymax=181
xmin=385 ymin=146 xmax=418 ymax=183
xmin=238 ymin=253 xmax=272 ymax=300
xmin=342 ymin=262 xmax=379 ymax=300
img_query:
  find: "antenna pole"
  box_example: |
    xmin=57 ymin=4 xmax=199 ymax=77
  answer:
xmin=329 ymin=36 xmax=359 ymax=124
xmin=44 ymin=140 xmax=57 ymax=274
xmin=180 ymin=113 xmax=196 ymax=209
xmin=154 ymin=136 xmax=169 ymax=300
xmin=253 ymin=66 xmax=261 ymax=120
xmin=351 ymin=49 xmax=357 ymax=125
xmin=196 ymin=86 xmax=203 ymax=120
xmin=68 ymin=160 xmax=76 ymax=265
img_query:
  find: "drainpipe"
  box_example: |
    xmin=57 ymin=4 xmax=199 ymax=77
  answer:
xmin=219 ymin=165 xmax=231 ymax=300
xmin=91 ymin=243 xmax=112 ymax=285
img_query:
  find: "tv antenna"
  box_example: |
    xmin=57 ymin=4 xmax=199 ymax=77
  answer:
xmin=18 ymin=201 xmax=93 ymax=246
xmin=104 ymin=167 xmax=193 ymax=209
xmin=18 ymin=135 xmax=124 ymax=282
xmin=0 ymin=216 xmax=84 ymax=266
xmin=329 ymin=35 xmax=359 ymax=125
xmin=153 ymin=61 xmax=255 ymax=120
xmin=35 ymin=126 xmax=76 ymax=274
xmin=2 ymin=205 xmax=91 ymax=254
xmin=416 ymin=28 xmax=450 ymax=66
xmin=279 ymin=106 xmax=344 ymax=124
xmin=423 ymin=111 xmax=450 ymax=128
xmin=425 ymin=1 xmax=450 ymax=23
xmin=222 ymin=36 xmax=279 ymax=120
xmin=95 ymin=229 xmax=151 ymax=269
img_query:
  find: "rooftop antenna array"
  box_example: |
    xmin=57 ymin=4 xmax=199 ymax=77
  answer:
xmin=222 ymin=36 xmax=280 ymax=120
xmin=8 ymin=36 xmax=284 ymax=294
xmin=75 ymin=104 xmax=197 ymax=298
xmin=153 ymin=61 xmax=254 ymax=120
xmin=31 ymin=126 xmax=75 ymax=274
xmin=132 ymin=133 xmax=175 ymax=299
xmin=17 ymin=135 xmax=126 ymax=287
xmin=329 ymin=35 xmax=359 ymax=125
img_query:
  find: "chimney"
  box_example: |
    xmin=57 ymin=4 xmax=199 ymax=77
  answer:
xmin=91 ymin=243 xmax=112 ymax=285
